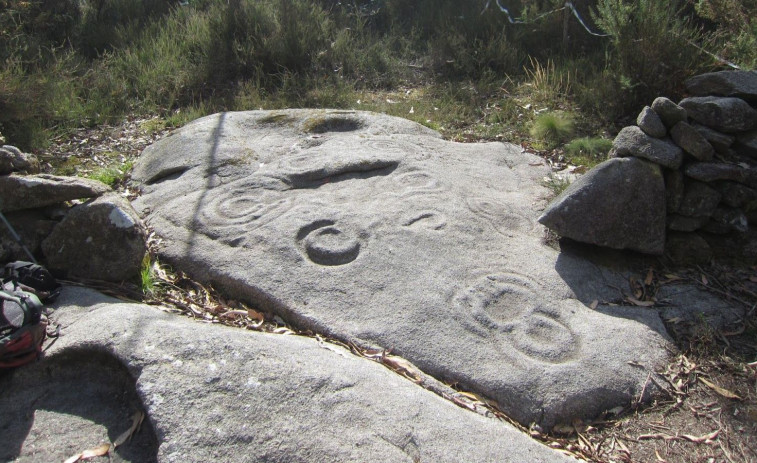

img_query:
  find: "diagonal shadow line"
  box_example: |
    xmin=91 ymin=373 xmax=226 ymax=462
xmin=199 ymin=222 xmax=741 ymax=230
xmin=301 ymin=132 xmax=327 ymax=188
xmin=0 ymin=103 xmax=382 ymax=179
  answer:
xmin=182 ymin=112 xmax=228 ymax=260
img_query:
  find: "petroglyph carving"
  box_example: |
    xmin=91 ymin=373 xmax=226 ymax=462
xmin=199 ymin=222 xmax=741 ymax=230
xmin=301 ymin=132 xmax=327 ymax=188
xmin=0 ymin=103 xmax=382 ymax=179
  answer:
xmin=465 ymin=196 xmax=533 ymax=236
xmin=401 ymin=211 xmax=447 ymax=231
xmin=199 ymin=185 xmax=293 ymax=231
xmin=133 ymin=110 xmax=671 ymax=428
xmin=456 ymin=272 xmax=580 ymax=364
xmin=297 ymin=220 xmax=363 ymax=266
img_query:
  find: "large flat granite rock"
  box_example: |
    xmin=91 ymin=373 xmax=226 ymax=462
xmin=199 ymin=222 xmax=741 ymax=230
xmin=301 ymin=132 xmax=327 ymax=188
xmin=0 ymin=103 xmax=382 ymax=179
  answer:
xmin=0 ymin=287 xmax=574 ymax=463
xmin=132 ymin=110 xmax=672 ymax=428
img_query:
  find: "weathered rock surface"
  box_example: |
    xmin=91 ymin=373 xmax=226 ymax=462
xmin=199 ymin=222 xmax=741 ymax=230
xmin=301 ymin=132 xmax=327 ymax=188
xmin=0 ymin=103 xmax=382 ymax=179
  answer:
xmin=609 ymin=126 xmax=683 ymax=169
xmin=0 ymin=145 xmax=39 ymax=175
xmin=665 ymin=169 xmax=685 ymax=214
xmin=685 ymin=70 xmax=757 ymax=103
xmin=651 ymin=97 xmax=688 ymax=128
xmin=679 ymin=96 xmax=757 ymax=133
xmin=637 ymin=106 xmax=667 ymax=138
xmin=0 ymin=286 xmax=574 ymax=463
xmin=0 ymin=347 xmax=160 ymax=463
xmin=679 ymin=181 xmax=722 ymax=218
xmin=0 ymin=209 xmax=58 ymax=262
xmin=692 ymin=124 xmax=735 ymax=154
xmin=705 ymin=207 xmax=748 ymax=234
xmin=714 ymin=181 xmax=757 ymax=208
xmin=540 ymin=157 xmax=666 ymax=254
xmin=700 ymin=229 xmax=757 ymax=262
xmin=736 ymin=129 xmax=757 ymax=158
xmin=667 ymin=214 xmax=708 ymax=232
xmin=665 ymin=232 xmax=712 ymax=265
xmin=670 ymin=121 xmax=714 ymax=161
xmin=684 ymin=162 xmax=748 ymax=183
xmin=132 ymin=110 xmax=671 ymax=428
xmin=41 ymin=193 xmax=147 ymax=281
xmin=0 ymin=173 xmax=111 ymax=212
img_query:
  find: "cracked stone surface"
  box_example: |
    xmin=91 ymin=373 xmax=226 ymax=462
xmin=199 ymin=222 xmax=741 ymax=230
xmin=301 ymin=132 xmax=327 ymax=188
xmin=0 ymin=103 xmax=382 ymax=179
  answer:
xmin=1 ymin=287 xmax=575 ymax=463
xmin=132 ymin=109 xmax=673 ymax=428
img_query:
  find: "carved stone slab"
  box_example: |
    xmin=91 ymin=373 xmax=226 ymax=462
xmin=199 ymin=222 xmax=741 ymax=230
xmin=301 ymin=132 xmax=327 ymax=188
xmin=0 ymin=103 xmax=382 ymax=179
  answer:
xmin=0 ymin=287 xmax=573 ymax=462
xmin=132 ymin=110 xmax=671 ymax=428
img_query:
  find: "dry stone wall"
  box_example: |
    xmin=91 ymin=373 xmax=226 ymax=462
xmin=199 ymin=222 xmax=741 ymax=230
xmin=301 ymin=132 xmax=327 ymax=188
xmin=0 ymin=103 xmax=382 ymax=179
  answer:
xmin=540 ymin=70 xmax=757 ymax=264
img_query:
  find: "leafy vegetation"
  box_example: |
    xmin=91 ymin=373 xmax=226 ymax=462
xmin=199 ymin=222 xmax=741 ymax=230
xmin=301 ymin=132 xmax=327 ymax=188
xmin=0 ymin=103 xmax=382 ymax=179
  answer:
xmin=0 ymin=0 xmax=754 ymax=151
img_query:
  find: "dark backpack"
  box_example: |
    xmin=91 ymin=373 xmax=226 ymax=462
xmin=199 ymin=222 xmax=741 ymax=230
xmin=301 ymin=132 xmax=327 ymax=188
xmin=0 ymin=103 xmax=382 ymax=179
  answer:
xmin=4 ymin=261 xmax=60 ymax=301
xmin=0 ymin=284 xmax=47 ymax=368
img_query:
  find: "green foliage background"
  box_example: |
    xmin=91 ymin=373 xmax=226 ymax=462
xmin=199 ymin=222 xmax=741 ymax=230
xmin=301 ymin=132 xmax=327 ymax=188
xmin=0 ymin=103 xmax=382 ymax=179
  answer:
xmin=0 ymin=0 xmax=754 ymax=149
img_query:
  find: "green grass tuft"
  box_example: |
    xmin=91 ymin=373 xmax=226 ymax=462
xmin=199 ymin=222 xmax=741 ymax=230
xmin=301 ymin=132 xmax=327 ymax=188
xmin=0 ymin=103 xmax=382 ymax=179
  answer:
xmin=529 ymin=112 xmax=574 ymax=148
xmin=542 ymin=174 xmax=572 ymax=197
xmin=564 ymin=137 xmax=613 ymax=167
xmin=140 ymin=255 xmax=156 ymax=296
xmin=87 ymin=161 xmax=133 ymax=187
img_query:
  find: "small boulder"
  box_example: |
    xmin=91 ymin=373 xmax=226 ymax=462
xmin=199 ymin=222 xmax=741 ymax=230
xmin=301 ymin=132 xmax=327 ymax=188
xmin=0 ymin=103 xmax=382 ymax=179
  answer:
xmin=679 ymin=96 xmax=757 ymax=133
xmin=667 ymin=215 xmax=708 ymax=232
xmin=651 ymin=97 xmax=688 ymax=128
xmin=684 ymin=162 xmax=747 ymax=183
xmin=703 ymin=207 xmax=748 ymax=234
xmin=679 ymin=181 xmax=722 ymax=218
xmin=691 ymin=124 xmax=735 ymax=154
xmin=701 ymin=229 xmax=757 ymax=263
xmin=636 ymin=106 xmax=667 ymax=138
xmin=0 ymin=209 xmax=58 ymax=262
xmin=0 ymin=174 xmax=111 ymax=212
xmin=41 ymin=194 xmax=147 ymax=282
xmin=685 ymin=70 xmax=757 ymax=103
xmin=670 ymin=121 xmax=714 ymax=161
xmin=0 ymin=145 xmax=40 ymax=175
xmin=538 ymin=157 xmax=666 ymax=255
xmin=665 ymin=232 xmax=712 ymax=265
xmin=714 ymin=181 xmax=757 ymax=208
xmin=736 ymin=129 xmax=757 ymax=159
xmin=609 ymin=126 xmax=684 ymax=169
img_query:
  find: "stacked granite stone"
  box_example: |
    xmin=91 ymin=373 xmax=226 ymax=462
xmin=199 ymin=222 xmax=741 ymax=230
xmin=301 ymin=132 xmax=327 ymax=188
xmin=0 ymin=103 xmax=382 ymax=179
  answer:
xmin=540 ymin=70 xmax=757 ymax=264
xmin=0 ymin=146 xmax=148 ymax=281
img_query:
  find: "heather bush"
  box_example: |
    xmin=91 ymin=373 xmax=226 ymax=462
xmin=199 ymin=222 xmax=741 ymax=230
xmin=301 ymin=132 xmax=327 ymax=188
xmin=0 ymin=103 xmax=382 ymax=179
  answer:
xmin=592 ymin=0 xmax=710 ymax=107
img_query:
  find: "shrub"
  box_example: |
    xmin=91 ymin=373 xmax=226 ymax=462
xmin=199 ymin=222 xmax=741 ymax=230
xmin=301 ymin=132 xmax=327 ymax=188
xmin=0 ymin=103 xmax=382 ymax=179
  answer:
xmin=76 ymin=0 xmax=174 ymax=57
xmin=530 ymin=112 xmax=575 ymax=148
xmin=592 ymin=0 xmax=711 ymax=108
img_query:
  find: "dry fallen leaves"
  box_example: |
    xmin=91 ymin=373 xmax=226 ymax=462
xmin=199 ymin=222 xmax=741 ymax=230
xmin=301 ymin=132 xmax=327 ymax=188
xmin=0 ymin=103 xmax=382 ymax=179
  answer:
xmin=699 ymin=377 xmax=742 ymax=400
xmin=63 ymin=443 xmax=110 ymax=463
xmin=638 ymin=429 xmax=719 ymax=444
xmin=626 ymin=296 xmax=655 ymax=307
xmin=383 ymin=354 xmax=422 ymax=383
xmin=113 ymin=411 xmax=145 ymax=448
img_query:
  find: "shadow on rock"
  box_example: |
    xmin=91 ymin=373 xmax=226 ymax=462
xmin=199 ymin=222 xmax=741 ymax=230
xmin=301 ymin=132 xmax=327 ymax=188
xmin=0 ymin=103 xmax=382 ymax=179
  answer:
xmin=0 ymin=348 xmax=158 ymax=463
xmin=554 ymin=237 xmax=745 ymax=335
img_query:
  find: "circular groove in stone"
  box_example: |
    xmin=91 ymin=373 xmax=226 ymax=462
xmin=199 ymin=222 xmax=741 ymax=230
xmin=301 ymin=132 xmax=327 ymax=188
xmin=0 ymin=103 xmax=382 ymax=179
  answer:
xmin=301 ymin=225 xmax=361 ymax=266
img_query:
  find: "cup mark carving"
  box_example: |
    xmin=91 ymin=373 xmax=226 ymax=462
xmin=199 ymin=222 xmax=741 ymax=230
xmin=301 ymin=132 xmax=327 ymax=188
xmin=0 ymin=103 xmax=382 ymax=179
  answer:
xmin=297 ymin=220 xmax=362 ymax=266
